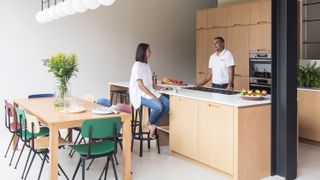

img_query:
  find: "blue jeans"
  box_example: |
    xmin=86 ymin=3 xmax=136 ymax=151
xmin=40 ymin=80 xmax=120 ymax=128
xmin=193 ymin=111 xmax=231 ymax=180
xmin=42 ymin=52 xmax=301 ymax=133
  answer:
xmin=141 ymin=95 xmax=169 ymax=126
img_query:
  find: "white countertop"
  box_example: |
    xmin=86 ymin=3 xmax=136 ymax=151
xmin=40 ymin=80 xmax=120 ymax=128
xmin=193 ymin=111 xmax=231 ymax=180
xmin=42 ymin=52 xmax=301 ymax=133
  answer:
xmin=298 ymin=87 xmax=320 ymax=92
xmin=110 ymin=82 xmax=271 ymax=108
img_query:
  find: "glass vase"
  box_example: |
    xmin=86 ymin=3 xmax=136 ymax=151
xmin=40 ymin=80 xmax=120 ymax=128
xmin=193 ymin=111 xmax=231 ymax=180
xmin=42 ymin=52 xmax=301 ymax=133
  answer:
xmin=54 ymin=82 xmax=71 ymax=107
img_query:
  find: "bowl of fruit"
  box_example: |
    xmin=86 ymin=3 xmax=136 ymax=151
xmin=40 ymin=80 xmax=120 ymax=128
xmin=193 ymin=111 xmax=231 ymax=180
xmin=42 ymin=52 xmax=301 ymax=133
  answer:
xmin=239 ymin=89 xmax=268 ymax=101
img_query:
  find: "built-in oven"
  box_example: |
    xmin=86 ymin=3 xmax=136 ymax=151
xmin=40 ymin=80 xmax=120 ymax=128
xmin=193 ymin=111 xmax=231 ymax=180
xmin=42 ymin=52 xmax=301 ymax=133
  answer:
xmin=249 ymin=52 xmax=272 ymax=93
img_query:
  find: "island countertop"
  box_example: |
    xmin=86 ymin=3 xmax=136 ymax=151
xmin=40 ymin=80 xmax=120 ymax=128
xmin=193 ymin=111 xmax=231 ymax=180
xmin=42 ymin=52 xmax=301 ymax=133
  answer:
xmin=109 ymin=82 xmax=271 ymax=108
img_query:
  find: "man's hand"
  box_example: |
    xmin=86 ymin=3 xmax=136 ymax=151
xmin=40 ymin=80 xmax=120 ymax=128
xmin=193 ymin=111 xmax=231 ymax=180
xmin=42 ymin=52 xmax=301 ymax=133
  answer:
xmin=194 ymin=82 xmax=203 ymax=87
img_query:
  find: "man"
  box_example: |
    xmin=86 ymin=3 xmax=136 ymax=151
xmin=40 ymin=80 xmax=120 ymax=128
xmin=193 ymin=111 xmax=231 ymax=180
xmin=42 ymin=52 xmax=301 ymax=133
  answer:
xmin=196 ymin=36 xmax=235 ymax=90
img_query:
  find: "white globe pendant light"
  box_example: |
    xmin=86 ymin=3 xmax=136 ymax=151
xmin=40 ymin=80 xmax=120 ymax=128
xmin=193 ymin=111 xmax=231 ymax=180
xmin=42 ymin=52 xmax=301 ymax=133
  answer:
xmin=84 ymin=0 xmax=100 ymax=10
xmin=73 ymin=0 xmax=88 ymax=13
xmin=48 ymin=6 xmax=59 ymax=20
xmin=63 ymin=0 xmax=76 ymax=15
xmin=42 ymin=8 xmax=53 ymax=22
xmin=98 ymin=0 xmax=116 ymax=6
xmin=35 ymin=11 xmax=46 ymax=23
xmin=56 ymin=2 xmax=67 ymax=17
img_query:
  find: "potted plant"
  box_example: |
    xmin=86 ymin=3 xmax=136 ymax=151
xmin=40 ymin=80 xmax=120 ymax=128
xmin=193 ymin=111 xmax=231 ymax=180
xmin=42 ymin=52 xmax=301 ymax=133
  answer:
xmin=43 ymin=52 xmax=78 ymax=106
xmin=297 ymin=62 xmax=320 ymax=88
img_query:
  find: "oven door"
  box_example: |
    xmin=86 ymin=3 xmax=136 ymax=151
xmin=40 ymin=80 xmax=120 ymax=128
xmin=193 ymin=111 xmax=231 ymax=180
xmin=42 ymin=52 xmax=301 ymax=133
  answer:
xmin=249 ymin=83 xmax=271 ymax=94
xmin=249 ymin=60 xmax=272 ymax=78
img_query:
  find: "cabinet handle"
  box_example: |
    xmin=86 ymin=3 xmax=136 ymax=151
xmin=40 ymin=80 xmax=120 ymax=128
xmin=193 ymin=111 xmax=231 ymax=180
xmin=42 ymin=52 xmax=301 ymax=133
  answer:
xmin=178 ymin=98 xmax=188 ymax=102
xmin=257 ymin=21 xmax=268 ymax=24
xmin=257 ymin=48 xmax=267 ymax=51
xmin=198 ymin=71 xmax=205 ymax=75
xmin=233 ymin=23 xmax=241 ymax=26
xmin=235 ymin=74 xmax=241 ymax=76
xmin=208 ymin=104 xmax=220 ymax=108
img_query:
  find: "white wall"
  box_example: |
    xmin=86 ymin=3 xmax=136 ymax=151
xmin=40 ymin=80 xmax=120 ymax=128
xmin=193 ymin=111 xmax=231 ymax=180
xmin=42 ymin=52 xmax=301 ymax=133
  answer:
xmin=0 ymin=0 xmax=216 ymax=108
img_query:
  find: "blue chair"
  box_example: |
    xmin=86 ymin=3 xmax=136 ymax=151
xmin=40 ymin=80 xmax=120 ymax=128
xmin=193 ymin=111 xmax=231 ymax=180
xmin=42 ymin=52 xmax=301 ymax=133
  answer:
xmin=28 ymin=93 xmax=54 ymax=99
xmin=96 ymin=98 xmax=111 ymax=107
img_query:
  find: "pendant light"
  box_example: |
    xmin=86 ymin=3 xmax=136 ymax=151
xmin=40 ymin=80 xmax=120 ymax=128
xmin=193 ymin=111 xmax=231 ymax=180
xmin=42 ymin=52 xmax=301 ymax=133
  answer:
xmin=98 ymin=0 xmax=115 ymax=6
xmin=84 ymin=0 xmax=101 ymax=10
xmin=72 ymin=0 xmax=88 ymax=13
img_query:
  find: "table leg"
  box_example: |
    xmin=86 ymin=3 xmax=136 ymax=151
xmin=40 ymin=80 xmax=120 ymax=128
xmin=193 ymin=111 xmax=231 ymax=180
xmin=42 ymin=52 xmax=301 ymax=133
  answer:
xmin=12 ymin=104 xmax=18 ymax=149
xmin=49 ymin=125 xmax=59 ymax=180
xmin=122 ymin=114 xmax=132 ymax=180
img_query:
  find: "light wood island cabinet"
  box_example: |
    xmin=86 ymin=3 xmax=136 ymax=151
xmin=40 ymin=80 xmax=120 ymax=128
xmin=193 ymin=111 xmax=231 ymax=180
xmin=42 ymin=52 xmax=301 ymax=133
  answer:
xmin=198 ymin=102 xmax=234 ymax=175
xmin=170 ymin=96 xmax=198 ymax=160
xmin=169 ymin=95 xmax=271 ymax=180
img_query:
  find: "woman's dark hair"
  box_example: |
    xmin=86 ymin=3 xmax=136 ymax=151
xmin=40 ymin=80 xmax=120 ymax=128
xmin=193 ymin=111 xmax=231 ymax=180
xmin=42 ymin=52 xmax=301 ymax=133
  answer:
xmin=135 ymin=43 xmax=150 ymax=63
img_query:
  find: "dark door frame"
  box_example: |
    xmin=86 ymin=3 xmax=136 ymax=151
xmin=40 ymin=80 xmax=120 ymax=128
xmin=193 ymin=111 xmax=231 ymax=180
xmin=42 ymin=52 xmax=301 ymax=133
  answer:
xmin=271 ymin=0 xmax=297 ymax=179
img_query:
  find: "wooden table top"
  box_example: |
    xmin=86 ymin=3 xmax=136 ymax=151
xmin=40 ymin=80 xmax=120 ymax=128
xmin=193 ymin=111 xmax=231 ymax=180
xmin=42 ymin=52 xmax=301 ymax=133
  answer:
xmin=13 ymin=97 xmax=124 ymax=129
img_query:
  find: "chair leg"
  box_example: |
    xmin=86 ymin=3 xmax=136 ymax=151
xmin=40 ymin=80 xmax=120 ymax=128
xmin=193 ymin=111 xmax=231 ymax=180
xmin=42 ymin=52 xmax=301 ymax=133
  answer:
xmin=37 ymin=154 xmax=47 ymax=180
xmin=24 ymin=152 xmax=36 ymax=180
xmin=156 ymin=133 xmax=160 ymax=154
xmin=14 ymin=142 xmax=26 ymax=169
xmin=9 ymin=137 xmax=20 ymax=166
xmin=147 ymin=134 xmax=151 ymax=149
xmin=4 ymin=133 xmax=15 ymax=158
xmin=68 ymin=131 xmax=81 ymax=156
xmin=110 ymin=155 xmax=118 ymax=180
xmin=72 ymin=157 xmax=82 ymax=180
xmin=113 ymin=154 xmax=119 ymax=165
xmin=99 ymin=156 xmax=110 ymax=180
xmin=86 ymin=158 xmax=95 ymax=170
xmin=21 ymin=148 xmax=32 ymax=179
xmin=58 ymin=163 xmax=69 ymax=180
xmin=82 ymin=158 xmax=85 ymax=180
xmin=118 ymin=140 xmax=123 ymax=151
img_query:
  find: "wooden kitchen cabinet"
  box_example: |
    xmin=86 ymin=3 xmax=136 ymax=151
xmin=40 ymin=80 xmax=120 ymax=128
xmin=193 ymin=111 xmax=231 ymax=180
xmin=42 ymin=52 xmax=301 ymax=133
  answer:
xmin=249 ymin=23 xmax=271 ymax=51
xmin=227 ymin=3 xmax=250 ymax=26
xmin=249 ymin=0 xmax=271 ymax=25
xmin=198 ymin=102 xmax=234 ymax=174
xmin=169 ymin=96 xmax=198 ymax=160
xmin=227 ymin=26 xmax=249 ymax=76
xmin=207 ymin=7 xmax=227 ymax=29
xmin=234 ymin=76 xmax=249 ymax=90
xmin=197 ymin=10 xmax=208 ymax=30
xmin=196 ymin=30 xmax=208 ymax=82
xmin=298 ymin=90 xmax=320 ymax=141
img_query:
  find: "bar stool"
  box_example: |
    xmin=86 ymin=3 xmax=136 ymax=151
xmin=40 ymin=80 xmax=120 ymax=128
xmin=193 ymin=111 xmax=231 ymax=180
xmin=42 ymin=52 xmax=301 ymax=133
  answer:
xmin=131 ymin=105 xmax=160 ymax=157
xmin=110 ymin=90 xmax=129 ymax=105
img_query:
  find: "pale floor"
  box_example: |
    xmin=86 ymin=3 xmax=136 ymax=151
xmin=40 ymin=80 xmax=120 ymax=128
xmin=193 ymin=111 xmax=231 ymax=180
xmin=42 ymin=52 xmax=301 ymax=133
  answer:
xmin=1 ymin=126 xmax=320 ymax=180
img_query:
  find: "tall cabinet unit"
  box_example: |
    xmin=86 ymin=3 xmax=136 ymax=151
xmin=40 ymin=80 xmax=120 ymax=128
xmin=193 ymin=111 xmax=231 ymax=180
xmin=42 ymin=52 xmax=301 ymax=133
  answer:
xmin=196 ymin=0 xmax=271 ymax=90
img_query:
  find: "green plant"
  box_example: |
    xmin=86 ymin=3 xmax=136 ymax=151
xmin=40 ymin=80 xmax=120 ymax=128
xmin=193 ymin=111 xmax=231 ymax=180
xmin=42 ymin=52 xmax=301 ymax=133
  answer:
xmin=297 ymin=62 xmax=320 ymax=88
xmin=43 ymin=52 xmax=78 ymax=104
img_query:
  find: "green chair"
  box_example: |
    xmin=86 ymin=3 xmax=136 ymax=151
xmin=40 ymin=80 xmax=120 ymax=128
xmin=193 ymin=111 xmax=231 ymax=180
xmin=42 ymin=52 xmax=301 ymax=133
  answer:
xmin=70 ymin=117 xmax=122 ymax=180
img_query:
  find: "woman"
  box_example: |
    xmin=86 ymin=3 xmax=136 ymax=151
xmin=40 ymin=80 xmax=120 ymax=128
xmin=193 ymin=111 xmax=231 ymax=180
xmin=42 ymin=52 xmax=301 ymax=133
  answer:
xmin=129 ymin=43 xmax=169 ymax=139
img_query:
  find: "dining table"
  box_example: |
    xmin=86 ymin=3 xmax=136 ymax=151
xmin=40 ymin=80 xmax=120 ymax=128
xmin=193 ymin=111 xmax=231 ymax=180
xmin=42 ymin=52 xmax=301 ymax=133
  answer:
xmin=13 ymin=97 xmax=132 ymax=180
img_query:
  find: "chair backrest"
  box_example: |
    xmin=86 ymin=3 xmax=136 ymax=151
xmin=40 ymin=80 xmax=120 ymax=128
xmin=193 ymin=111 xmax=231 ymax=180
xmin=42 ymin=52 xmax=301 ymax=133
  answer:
xmin=4 ymin=100 xmax=14 ymax=129
xmin=25 ymin=113 xmax=40 ymax=134
xmin=83 ymin=94 xmax=96 ymax=103
xmin=96 ymin=98 xmax=110 ymax=107
xmin=81 ymin=117 xmax=122 ymax=139
xmin=28 ymin=93 xmax=54 ymax=99
xmin=15 ymin=107 xmax=27 ymax=126
xmin=116 ymin=103 xmax=132 ymax=114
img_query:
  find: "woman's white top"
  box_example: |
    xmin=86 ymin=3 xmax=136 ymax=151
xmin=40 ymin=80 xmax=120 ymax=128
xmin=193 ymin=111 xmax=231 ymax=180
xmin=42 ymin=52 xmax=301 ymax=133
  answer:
xmin=129 ymin=61 xmax=161 ymax=109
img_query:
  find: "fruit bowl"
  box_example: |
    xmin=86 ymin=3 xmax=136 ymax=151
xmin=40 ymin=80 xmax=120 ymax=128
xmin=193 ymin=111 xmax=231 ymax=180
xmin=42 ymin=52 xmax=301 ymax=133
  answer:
xmin=239 ymin=89 xmax=267 ymax=101
xmin=240 ymin=95 xmax=265 ymax=101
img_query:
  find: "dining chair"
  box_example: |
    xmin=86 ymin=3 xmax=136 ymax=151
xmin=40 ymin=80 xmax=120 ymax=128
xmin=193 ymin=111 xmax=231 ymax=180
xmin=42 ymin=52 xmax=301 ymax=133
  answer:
xmin=21 ymin=111 xmax=69 ymax=180
xmin=4 ymin=100 xmax=22 ymax=166
xmin=95 ymin=98 xmax=110 ymax=107
xmin=28 ymin=93 xmax=54 ymax=99
xmin=15 ymin=107 xmax=50 ymax=179
xmin=70 ymin=117 xmax=121 ymax=180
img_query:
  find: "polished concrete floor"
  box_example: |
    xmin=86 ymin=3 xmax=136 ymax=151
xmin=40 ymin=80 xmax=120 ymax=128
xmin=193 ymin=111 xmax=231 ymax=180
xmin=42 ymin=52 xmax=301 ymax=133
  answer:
xmin=1 ymin=126 xmax=320 ymax=180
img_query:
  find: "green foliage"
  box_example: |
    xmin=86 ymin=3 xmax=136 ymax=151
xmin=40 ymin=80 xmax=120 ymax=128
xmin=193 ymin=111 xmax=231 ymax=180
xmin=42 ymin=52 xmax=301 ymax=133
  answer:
xmin=297 ymin=62 xmax=320 ymax=88
xmin=43 ymin=52 xmax=78 ymax=102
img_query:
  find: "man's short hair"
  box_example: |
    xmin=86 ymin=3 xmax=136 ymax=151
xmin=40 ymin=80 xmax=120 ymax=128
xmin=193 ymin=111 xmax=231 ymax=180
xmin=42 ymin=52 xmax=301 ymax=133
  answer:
xmin=214 ymin=36 xmax=225 ymax=44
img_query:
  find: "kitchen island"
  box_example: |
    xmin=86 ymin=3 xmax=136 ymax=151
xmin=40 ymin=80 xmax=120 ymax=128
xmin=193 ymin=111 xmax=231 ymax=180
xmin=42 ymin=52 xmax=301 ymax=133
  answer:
xmin=109 ymin=82 xmax=271 ymax=180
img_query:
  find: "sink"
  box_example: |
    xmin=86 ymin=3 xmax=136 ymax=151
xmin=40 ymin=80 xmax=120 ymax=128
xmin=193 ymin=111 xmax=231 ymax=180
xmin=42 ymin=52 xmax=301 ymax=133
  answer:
xmin=183 ymin=87 xmax=239 ymax=95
